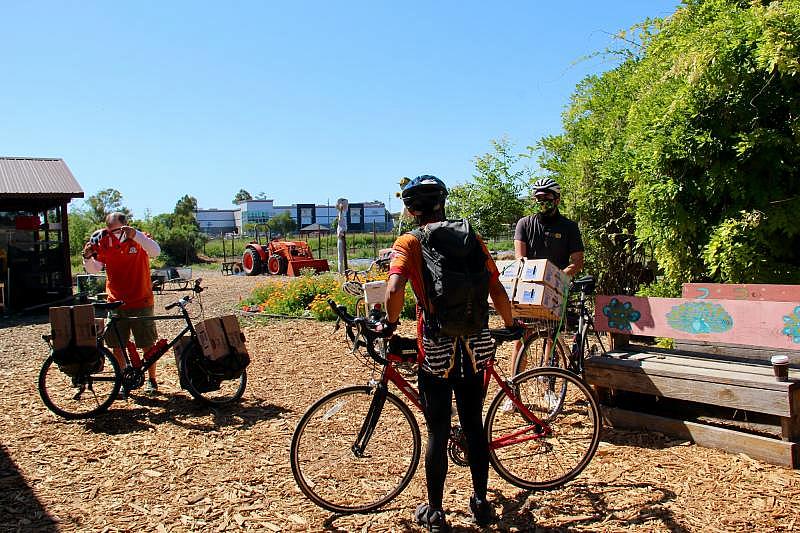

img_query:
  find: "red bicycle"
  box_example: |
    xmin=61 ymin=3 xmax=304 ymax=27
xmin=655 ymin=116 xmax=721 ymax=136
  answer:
xmin=289 ymin=301 xmax=601 ymax=514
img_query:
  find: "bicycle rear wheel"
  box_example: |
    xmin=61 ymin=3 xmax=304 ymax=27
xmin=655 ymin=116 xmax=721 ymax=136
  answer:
xmin=514 ymin=329 xmax=569 ymax=375
xmin=290 ymin=385 xmax=421 ymax=513
xmin=38 ymin=347 xmax=121 ymax=419
xmin=485 ymin=367 xmax=600 ymax=490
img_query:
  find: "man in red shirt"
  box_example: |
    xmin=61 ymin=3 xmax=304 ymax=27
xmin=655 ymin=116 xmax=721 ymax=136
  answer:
xmin=83 ymin=212 xmax=161 ymax=395
xmin=383 ymin=176 xmax=517 ymax=532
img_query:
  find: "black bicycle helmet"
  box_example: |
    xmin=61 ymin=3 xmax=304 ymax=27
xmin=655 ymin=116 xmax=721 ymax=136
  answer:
xmin=401 ymin=175 xmax=448 ymax=213
xmin=532 ymin=177 xmax=561 ymax=197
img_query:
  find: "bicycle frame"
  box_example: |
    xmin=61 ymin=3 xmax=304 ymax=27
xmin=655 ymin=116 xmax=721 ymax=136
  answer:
xmin=106 ymin=302 xmax=199 ymax=372
xmin=567 ymin=286 xmax=607 ymax=376
xmin=358 ymin=351 xmax=551 ymax=456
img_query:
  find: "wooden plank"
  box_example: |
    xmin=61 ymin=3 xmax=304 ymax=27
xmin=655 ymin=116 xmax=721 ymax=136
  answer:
xmin=595 ymin=295 xmax=800 ymax=351
xmin=784 ymin=390 xmax=800 ymax=441
xmin=682 ymin=283 xmax=800 ymax=302
xmin=672 ymin=339 xmax=800 ymax=366
xmin=584 ymin=360 xmax=794 ymax=416
xmin=604 ymin=349 xmax=800 ymax=383
xmin=602 ymin=407 xmax=799 ymax=468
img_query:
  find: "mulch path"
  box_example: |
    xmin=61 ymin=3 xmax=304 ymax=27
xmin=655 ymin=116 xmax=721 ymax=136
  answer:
xmin=1 ymin=271 xmax=798 ymax=532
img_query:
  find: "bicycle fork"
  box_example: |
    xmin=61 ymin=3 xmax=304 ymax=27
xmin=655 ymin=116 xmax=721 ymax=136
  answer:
xmin=351 ymin=382 xmax=389 ymax=457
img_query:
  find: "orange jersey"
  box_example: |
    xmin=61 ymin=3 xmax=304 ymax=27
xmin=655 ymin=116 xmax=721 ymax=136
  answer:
xmin=388 ymin=231 xmax=499 ymax=361
xmin=95 ymin=233 xmax=154 ymax=309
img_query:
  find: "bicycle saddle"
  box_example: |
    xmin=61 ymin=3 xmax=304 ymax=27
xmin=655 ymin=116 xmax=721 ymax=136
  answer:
xmin=572 ymin=276 xmax=596 ymax=294
xmin=93 ymin=301 xmax=124 ymax=311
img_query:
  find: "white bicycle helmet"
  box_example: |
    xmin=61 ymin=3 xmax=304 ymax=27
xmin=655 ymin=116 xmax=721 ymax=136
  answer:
xmin=532 ymin=177 xmax=561 ymax=197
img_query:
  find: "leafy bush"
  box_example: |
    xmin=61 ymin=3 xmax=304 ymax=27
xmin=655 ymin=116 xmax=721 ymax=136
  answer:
xmin=537 ymin=0 xmax=800 ymax=291
xmin=243 ymin=272 xmax=418 ymax=321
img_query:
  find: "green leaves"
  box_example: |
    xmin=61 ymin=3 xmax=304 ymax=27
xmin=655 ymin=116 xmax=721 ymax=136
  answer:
xmin=447 ymin=138 xmax=529 ymax=239
xmin=538 ymin=0 xmax=800 ymax=292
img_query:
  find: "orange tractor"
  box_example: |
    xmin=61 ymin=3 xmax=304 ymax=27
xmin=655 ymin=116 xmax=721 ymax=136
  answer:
xmin=242 ymin=237 xmax=329 ymax=276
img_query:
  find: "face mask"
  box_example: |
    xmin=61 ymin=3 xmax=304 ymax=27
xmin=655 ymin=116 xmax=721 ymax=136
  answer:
xmin=537 ymin=199 xmax=556 ymax=216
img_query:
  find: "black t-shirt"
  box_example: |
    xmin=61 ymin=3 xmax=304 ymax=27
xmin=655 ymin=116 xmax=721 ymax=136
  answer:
xmin=514 ymin=212 xmax=584 ymax=269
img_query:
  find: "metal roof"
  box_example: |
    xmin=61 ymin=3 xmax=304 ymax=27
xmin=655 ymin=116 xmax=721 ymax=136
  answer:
xmin=0 ymin=157 xmax=84 ymax=198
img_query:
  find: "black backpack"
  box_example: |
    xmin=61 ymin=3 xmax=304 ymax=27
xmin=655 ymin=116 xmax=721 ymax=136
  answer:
xmin=411 ymin=219 xmax=490 ymax=337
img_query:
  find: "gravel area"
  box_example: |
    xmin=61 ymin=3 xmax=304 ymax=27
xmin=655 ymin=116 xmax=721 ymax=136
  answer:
xmin=1 ymin=269 xmax=799 ymax=532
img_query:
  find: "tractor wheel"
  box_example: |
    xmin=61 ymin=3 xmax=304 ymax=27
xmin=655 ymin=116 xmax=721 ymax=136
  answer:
xmin=267 ymin=255 xmax=287 ymax=275
xmin=242 ymin=249 xmax=262 ymax=276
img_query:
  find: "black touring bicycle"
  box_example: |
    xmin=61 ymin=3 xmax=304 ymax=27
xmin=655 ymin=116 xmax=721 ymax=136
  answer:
xmin=38 ymin=280 xmax=249 ymax=419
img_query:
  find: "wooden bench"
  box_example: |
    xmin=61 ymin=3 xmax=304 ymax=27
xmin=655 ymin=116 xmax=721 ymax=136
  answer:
xmin=584 ymin=283 xmax=800 ymax=467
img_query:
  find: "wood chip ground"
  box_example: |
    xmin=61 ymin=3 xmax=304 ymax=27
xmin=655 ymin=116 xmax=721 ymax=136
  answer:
xmin=1 ymin=270 xmax=799 ymax=531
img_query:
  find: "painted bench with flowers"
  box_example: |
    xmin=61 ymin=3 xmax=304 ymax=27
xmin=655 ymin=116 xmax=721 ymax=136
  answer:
xmin=584 ymin=283 xmax=800 ymax=467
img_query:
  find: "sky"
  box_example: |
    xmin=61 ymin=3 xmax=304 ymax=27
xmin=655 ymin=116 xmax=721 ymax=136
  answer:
xmin=2 ymin=1 xmax=679 ymax=217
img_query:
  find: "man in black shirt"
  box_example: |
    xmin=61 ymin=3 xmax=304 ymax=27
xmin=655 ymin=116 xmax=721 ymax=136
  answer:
xmin=512 ymin=178 xmax=584 ymax=371
xmin=514 ymin=177 xmax=584 ymax=276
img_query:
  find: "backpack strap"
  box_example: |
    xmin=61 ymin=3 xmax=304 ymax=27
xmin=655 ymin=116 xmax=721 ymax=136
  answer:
xmin=409 ymin=227 xmax=436 ymax=324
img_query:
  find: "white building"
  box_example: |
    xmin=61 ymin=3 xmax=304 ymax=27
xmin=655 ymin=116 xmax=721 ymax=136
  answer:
xmin=195 ymin=208 xmax=239 ymax=235
xmin=195 ymin=199 xmax=393 ymax=236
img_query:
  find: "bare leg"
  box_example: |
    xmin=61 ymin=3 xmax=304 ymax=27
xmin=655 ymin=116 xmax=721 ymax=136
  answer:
xmin=140 ymin=346 xmax=157 ymax=382
xmin=112 ymin=347 xmax=126 ymax=371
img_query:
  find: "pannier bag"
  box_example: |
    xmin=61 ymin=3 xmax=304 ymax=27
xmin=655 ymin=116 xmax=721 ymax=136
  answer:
xmin=174 ymin=339 xmax=221 ymax=393
xmin=411 ymin=219 xmax=490 ymax=337
xmin=52 ymin=345 xmax=104 ymax=377
xmin=193 ymin=315 xmax=251 ymax=380
xmin=202 ymin=351 xmax=251 ymax=381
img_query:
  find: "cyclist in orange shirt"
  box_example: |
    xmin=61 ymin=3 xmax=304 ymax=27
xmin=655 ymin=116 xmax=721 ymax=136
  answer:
xmin=383 ymin=176 xmax=517 ymax=532
xmin=82 ymin=212 xmax=161 ymax=396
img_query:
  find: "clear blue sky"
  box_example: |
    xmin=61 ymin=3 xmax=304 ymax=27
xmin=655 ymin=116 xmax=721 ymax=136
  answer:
xmin=2 ymin=1 xmax=678 ymax=217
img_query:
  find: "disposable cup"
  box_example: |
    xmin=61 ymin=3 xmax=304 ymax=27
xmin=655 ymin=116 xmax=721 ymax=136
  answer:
xmin=771 ymin=355 xmax=789 ymax=382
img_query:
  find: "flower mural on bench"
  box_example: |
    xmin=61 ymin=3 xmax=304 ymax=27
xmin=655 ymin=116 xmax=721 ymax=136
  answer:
xmin=602 ymin=298 xmax=641 ymax=331
xmin=666 ymin=302 xmax=733 ymax=334
xmin=783 ymin=306 xmax=800 ymax=344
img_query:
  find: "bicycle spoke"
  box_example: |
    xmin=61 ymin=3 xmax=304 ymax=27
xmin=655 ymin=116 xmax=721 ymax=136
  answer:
xmin=486 ymin=368 xmax=600 ymax=490
xmin=291 ymin=386 xmax=421 ymax=513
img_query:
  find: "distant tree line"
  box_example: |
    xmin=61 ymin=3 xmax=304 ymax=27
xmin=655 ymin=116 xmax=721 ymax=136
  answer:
xmin=69 ymin=189 xmax=207 ymax=266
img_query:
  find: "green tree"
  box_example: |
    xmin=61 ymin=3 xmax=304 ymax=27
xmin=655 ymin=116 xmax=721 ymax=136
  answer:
xmin=537 ymin=0 xmax=800 ymax=293
xmin=86 ymin=188 xmax=131 ymax=223
xmin=232 ymin=189 xmax=253 ymax=204
xmin=269 ymin=211 xmax=296 ymax=236
xmin=67 ymin=206 xmax=96 ymax=257
xmin=139 ymin=196 xmax=207 ymax=264
xmin=174 ymin=194 xmax=198 ymax=223
xmin=447 ymin=139 xmax=528 ymax=239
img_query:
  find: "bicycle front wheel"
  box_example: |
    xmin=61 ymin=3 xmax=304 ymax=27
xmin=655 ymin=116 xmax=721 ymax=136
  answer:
xmin=514 ymin=329 xmax=570 ymax=375
xmin=38 ymin=347 xmax=122 ymax=419
xmin=486 ymin=367 xmax=600 ymax=490
xmin=290 ymin=385 xmax=421 ymax=513
xmin=181 ymin=347 xmax=247 ymax=405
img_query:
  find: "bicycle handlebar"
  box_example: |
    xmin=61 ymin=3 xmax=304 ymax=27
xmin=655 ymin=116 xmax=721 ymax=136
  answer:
xmin=327 ymin=299 xmax=524 ymax=365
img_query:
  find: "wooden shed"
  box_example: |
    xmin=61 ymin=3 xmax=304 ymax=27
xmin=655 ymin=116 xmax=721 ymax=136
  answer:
xmin=0 ymin=157 xmax=84 ymax=311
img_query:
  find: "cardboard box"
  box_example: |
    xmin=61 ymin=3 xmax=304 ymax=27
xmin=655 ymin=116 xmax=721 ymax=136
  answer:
xmin=49 ymin=304 xmax=97 ymax=350
xmin=220 ymin=315 xmax=247 ymax=355
xmin=72 ymin=305 xmax=96 ymax=347
xmin=363 ymin=280 xmax=387 ymax=307
xmin=512 ymin=281 xmax=564 ymax=321
xmin=495 ymin=259 xmax=523 ymax=282
xmin=49 ymin=306 xmax=73 ymax=350
xmin=519 ymin=258 xmax=570 ymax=294
xmin=195 ymin=316 xmax=248 ymax=360
xmin=195 ymin=318 xmax=229 ymax=360
xmin=489 ymin=278 xmax=517 ymax=306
